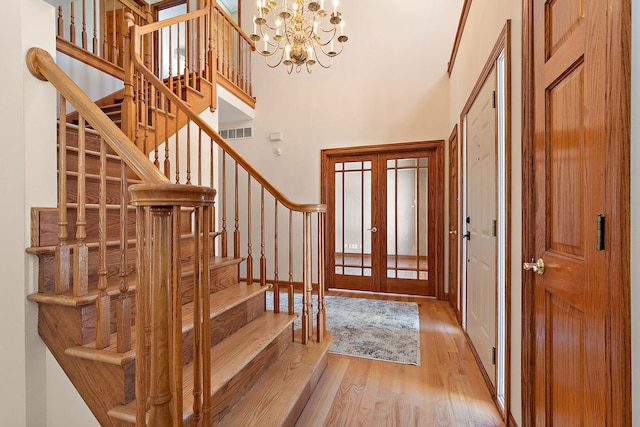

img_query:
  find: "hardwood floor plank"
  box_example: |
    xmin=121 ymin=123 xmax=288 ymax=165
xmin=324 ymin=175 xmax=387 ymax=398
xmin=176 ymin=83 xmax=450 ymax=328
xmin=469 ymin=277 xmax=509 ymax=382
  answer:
xmin=295 ymin=291 xmax=504 ymax=427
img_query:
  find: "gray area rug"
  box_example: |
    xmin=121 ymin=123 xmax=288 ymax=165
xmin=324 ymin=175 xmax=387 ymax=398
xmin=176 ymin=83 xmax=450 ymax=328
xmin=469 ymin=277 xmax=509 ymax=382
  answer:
xmin=265 ymin=292 xmax=420 ymax=365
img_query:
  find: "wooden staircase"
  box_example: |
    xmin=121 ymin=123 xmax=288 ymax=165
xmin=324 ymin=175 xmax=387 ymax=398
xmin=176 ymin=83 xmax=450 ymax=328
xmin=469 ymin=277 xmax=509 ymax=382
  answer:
xmin=26 ymin=0 xmax=327 ymax=419
xmin=27 ymin=121 xmax=330 ymax=426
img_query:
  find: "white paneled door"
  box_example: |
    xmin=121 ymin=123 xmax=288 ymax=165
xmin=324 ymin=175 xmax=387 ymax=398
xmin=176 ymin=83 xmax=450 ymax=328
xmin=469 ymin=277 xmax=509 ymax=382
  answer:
xmin=465 ymin=68 xmax=497 ymax=386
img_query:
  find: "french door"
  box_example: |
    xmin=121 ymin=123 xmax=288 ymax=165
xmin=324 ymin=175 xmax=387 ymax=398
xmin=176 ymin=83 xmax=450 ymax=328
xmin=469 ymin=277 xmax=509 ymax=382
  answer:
xmin=322 ymin=142 xmax=444 ymax=297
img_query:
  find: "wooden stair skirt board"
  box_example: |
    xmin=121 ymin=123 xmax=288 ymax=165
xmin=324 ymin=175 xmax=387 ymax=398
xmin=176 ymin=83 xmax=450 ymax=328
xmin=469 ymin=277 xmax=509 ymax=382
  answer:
xmin=28 ymin=123 xmax=330 ymax=426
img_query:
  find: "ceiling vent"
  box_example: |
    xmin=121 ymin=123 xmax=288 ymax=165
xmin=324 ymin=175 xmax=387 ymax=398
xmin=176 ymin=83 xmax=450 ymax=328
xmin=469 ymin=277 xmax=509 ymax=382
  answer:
xmin=220 ymin=127 xmax=253 ymax=140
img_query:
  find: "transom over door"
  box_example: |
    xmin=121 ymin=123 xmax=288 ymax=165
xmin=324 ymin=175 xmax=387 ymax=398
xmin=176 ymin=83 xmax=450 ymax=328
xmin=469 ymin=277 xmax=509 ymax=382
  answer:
xmin=322 ymin=143 xmax=444 ymax=298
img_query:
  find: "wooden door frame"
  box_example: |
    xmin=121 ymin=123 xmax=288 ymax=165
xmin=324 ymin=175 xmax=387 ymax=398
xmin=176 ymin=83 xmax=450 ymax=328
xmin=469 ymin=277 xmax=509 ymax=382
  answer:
xmin=448 ymin=125 xmax=461 ymax=323
xmin=321 ymin=141 xmax=445 ymax=300
xmin=459 ymin=20 xmax=511 ymax=420
xmin=521 ymin=1 xmax=631 ymax=425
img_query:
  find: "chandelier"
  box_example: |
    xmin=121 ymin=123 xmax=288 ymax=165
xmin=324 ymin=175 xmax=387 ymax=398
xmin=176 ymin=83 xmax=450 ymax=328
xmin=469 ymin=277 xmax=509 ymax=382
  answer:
xmin=250 ymin=0 xmax=348 ymax=73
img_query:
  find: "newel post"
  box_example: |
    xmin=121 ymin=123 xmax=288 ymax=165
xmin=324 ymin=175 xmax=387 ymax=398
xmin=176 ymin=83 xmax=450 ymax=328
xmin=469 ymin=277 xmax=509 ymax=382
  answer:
xmin=130 ymin=183 xmax=216 ymax=427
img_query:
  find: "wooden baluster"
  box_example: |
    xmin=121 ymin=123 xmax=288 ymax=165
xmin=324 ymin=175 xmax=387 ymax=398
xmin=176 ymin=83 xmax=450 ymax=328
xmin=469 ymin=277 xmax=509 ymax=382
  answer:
xmin=234 ymin=162 xmax=240 ymax=258
xmin=168 ymin=25 xmax=174 ymax=94
xmin=171 ymin=205 xmax=183 ymax=426
xmin=92 ymin=0 xmax=98 ymax=54
xmin=122 ymin=14 xmax=136 ymax=143
xmin=191 ymin=207 xmax=203 ymax=425
xmin=73 ymin=116 xmax=88 ymax=297
xmin=164 ymin=93 xmax=170 ymax=178
xmin=117 ymin=161 xmax=132 ymax=353
xmin=58 ymin=6 xmax=64 ymax=38
xmin=153 ymin=90 xmax=160 ymax=168
xmin=317 ymin=212 xmax=326 ymax=342
xmin=111 ymin=0 xmax=117 ymax=63
xmin=176 ymin=22 xmax=182 ymax=99
xmin=185 ymin=19 xmax=190 ymax=89
xmin=147 ymin=206 xmax=173 ymax=426
xmin=197 ymin=130 xmax=202 ymax=186
xmin=260 ymin=187 xmax=266 ymax=286
xmin=288 ymin=210 xmax=294 ymax=317
xmin=175 ymin=109 xmax=180 ymax=183
xmin=301 ymin=212 xmax=312 ymax=344
xmin=186 ymin=119 xmax=192 ymax=184
xmin=201 ymin=204 xmax=212 ymax=426
xmin=100 ymin=0 xmax=107 ymax=59
xmin=207 ymin=6 xmax=215 ymax=111
xmin=221 ymin=154 xmax=228 ymax=257
xmin=70 ymin=2 xmax=76 ymax=44
xmin=95 ymin=138 xmax=111 ymax=349
xmin=81 ymin=0 xmax=87 ymax=49
xmin=246 ymin=176 xmax=253 ymax=284
xmin=273 ymin=200 xmax=279 ymax=314
xmin=56 ymin=96 xmax=71 ymax=295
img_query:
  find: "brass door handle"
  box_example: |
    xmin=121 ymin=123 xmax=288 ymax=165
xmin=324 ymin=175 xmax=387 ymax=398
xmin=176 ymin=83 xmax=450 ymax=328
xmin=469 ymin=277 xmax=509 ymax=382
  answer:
xmin=523 ymin=258 xmax=545 ymax=275
xmin=449 ymin=230 xmax=457 ymax=235
xmin=367 ymin=227 xmax=378 ymax=233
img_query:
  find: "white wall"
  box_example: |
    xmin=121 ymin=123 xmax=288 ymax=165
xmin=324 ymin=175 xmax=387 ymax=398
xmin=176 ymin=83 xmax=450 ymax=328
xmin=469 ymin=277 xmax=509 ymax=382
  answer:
xmin=447 ymin=0 xmax=522 ymax=424
xmin=233 ymin=0 xmax=462 ymax=202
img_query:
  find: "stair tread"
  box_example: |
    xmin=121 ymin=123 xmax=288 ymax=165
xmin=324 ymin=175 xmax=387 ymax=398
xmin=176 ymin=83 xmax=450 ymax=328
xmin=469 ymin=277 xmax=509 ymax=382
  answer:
xmin=64 ymin=278 xmax=261 ymax=362
xmin=108 ymin=311 xmax=300 ymax=424
xmin=219 ymin=332 xmax=332 ymax=426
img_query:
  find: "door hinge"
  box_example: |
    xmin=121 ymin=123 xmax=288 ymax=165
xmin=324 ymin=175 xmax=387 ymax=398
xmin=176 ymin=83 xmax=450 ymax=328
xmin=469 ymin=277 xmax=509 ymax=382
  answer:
xmin=492 ymin=347 xmax=496 ymax=365
xmin=492 ymin=91 xmax=496 ymax=108
xmin=596 ymin=214 xmax=605 ymax=251
xmin=491 ymin=219 xmax=497 ymax=237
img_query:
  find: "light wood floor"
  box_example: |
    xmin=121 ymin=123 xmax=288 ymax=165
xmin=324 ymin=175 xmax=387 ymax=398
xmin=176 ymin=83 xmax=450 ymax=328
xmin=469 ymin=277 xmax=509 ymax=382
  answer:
xmin=296 ymin=291 xmax=505 ymax=427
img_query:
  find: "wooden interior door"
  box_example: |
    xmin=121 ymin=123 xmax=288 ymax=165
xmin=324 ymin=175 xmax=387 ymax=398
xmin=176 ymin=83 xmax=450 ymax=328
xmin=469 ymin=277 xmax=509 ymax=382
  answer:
xmin=465 ymin=68 xmax=497 ymax=386
xmin=528 ymin=0 xmax=630 ymax=424
xmin=323 ymin=143 xmax=444 ymax=297
xmin=448 ymin=126 xmax=460 ymax=322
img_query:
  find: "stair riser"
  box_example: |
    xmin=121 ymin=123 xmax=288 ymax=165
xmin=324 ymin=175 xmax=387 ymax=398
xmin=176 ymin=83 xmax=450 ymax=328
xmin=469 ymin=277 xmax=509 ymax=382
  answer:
xmin=33 ymin=206 xmax=192 ymax=247
xmin=62 ymin=127 xmax=117 ymax=155
xmin=63 ymin=147 xmax=136 ymax=180
xmin=79 ymin=293 xmax=138 ymax=345
xmin=34 ymin=207 xmax=137 ymax=247
xmin=209 ymin=327 xmax=293 ymax=424
xmin=65 ymin=174 xmax=131 ymax=205
xmin=36 ymin=245 xmax=137 ymax=294
xmin=181 ymin=293 xmax=265 ymax=367
xmin=37 ymin=237 xmax=226 ymax=296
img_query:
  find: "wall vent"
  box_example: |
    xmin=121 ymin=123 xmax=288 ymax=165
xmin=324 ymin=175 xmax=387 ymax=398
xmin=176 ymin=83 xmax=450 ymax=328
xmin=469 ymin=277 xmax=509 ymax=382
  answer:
xmin=220 ymin=127 xmax=253 ymax=140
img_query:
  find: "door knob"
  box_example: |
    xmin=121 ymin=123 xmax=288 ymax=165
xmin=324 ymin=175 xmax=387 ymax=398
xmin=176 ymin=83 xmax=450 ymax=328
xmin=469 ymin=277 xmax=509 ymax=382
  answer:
xmin=523 ymin=258 xmax=545 ymax=275
xmin=449 ymin=230 xmax=457 ymax=235
xmin=367 ymin=226 xmax=378 ymax=233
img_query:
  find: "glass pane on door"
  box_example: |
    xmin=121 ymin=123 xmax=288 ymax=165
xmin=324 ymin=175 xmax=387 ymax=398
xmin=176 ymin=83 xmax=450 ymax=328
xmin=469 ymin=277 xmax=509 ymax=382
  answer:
xmin=386 ymin=157 xmax=429 ymax=280
xmin=334 ymin=160 xmax=372 ymax=277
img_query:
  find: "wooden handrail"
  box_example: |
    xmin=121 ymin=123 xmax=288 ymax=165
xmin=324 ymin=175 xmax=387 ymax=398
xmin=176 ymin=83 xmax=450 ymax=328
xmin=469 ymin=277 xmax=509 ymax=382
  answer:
xmin=26 ymin=48 xmax=168 ymax=185
xmin=137 ymin=6 xmax=208 ymax=35
xmin=118 ymin=0 xmax=149 ymax=20
xmin=129 ymin=28 xmax=325 ymax=213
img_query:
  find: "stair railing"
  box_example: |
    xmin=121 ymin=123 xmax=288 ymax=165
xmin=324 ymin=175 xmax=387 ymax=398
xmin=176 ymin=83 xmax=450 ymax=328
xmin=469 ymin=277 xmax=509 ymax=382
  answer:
xmin=129 ymin=9 xmax=327 ymax=345
xmin=27 ymin=47 xmax=217 ymax=425
xmin=56 ymin=0 xmax=152 ymax=80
